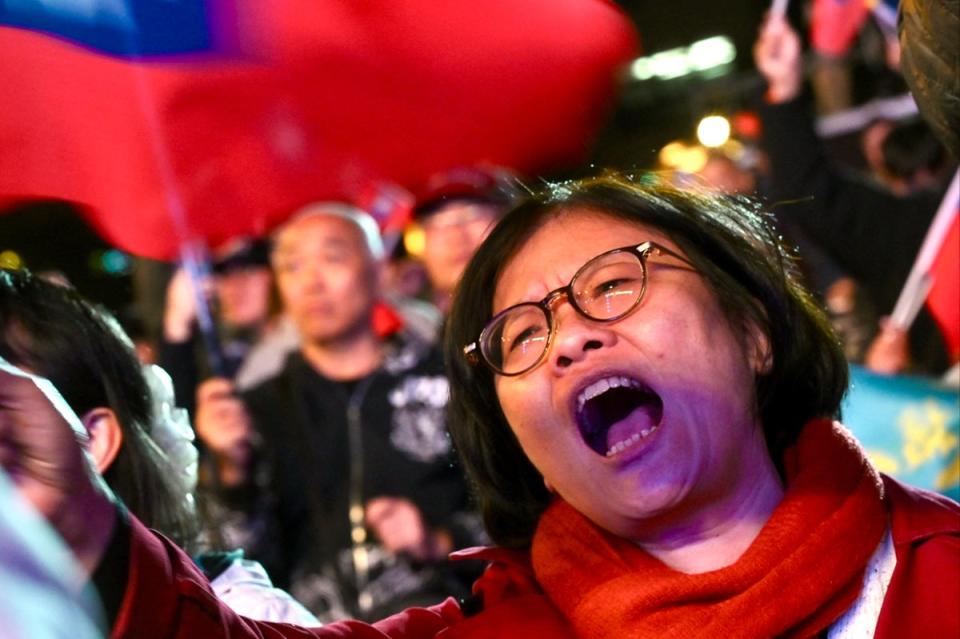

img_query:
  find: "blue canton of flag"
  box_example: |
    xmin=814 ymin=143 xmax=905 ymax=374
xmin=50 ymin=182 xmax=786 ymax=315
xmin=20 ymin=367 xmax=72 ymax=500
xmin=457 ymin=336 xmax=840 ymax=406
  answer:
xmin=0 ymin=0 xmax=225 ymax=56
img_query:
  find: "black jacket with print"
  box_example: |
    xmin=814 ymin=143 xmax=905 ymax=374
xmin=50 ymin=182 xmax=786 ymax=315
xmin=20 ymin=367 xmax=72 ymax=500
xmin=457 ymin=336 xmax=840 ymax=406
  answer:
xmin=230 ymin=332 xmax=484 ymax=623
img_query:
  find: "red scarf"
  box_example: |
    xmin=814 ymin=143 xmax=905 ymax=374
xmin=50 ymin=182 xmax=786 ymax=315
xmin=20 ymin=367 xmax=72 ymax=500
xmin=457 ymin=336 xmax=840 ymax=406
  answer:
xmin=531 ymin=419 xmax=887 ymax=639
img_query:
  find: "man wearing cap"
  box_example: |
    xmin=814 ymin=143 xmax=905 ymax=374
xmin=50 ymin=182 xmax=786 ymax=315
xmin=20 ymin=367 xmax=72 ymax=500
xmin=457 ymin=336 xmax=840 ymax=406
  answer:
xmin=412 ymin=167 xmax=517 ymax=314
xmin=160 ymin=238 xmax=277 ymax=416
xmin=195 ymin=203 xmax=482 ymax=623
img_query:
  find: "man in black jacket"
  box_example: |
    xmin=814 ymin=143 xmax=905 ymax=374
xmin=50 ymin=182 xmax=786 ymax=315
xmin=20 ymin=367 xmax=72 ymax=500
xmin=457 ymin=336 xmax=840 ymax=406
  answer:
xmin=195 ymin=204 xmax=482 ymax=622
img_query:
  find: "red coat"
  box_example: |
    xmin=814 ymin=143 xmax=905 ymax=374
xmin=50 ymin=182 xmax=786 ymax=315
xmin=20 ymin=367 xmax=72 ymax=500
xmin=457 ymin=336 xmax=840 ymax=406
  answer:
xmin=109 ymin=476 xmax=959 ymax=638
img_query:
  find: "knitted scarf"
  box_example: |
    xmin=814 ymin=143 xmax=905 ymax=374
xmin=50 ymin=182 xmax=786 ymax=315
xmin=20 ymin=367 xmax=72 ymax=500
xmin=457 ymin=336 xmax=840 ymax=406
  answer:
xmin=531 ymin=419 xmax=887 ymax=639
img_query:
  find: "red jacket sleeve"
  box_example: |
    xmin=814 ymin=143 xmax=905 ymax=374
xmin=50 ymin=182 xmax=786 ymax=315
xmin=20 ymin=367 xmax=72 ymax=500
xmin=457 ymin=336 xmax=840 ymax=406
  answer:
xmin=875 ymin=477 xmax=960 ymax=638
xmin=110 ymin=515 xmax=463 ymax=639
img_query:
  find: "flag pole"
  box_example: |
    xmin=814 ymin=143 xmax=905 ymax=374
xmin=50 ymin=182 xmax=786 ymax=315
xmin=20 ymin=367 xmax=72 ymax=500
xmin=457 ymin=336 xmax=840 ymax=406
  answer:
xmin=122 ymin=30 xmax=227 ymax=377
xmin=178 ymin=240 xmax=226 ymax=377
xmin=890 ymin=168 xmax=960 ymax=330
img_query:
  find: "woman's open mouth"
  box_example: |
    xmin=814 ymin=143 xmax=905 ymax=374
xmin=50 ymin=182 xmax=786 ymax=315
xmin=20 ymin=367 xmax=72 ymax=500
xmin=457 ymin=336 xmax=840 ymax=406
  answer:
xmin=574 ymin=375 xmax=664 ymax=457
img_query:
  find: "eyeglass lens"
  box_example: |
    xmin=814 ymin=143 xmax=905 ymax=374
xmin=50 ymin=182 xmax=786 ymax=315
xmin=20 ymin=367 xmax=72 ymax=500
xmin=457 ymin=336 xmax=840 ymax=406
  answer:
xmin=482 ymin=250 xmax=647 ymax=374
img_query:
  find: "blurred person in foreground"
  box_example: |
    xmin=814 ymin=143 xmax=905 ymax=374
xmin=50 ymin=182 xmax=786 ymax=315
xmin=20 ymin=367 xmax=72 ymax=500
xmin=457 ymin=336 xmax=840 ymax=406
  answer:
xmin=194 ymin=203 xmax=482 ymax=622
xmin=0 ymin=268 xmax=318 ymax=625
xmin=0 ymin=465 xmax=104 ymax=639
xmin=754 ymin=13 xmax=955 ymax=376
xmin=898 ymin=0 xmax=960 ymax=159
xmin=4 ymin=175 xmax=958 ymax=638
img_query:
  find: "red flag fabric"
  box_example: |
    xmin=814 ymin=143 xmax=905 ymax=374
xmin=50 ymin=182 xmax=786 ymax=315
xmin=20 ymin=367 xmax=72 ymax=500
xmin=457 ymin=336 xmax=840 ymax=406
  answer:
xmin=810 ymin=0 xmax=870 ymax=57
xmin=926 ymin=210 xmax=960 ymax=360
xmin=371 ymin=301 xmax=405 ymax=340
xmin=0 ymin=1 xmax=638 ymax=260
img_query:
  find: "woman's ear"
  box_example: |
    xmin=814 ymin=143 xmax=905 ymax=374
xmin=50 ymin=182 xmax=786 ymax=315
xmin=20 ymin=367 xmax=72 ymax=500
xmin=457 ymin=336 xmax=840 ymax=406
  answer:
xmin=746 ymin=319 xmax=773 ymax=376
xmin=81 ymin=408 xmax=123 ymax=474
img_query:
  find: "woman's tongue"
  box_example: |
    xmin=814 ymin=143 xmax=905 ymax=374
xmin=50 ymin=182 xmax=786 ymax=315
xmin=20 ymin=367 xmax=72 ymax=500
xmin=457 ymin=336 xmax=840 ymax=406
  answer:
xmin=605 ymin=403 xmax=660 ymax=451
xmin=581 ymin=387 xmax=664 ymax=455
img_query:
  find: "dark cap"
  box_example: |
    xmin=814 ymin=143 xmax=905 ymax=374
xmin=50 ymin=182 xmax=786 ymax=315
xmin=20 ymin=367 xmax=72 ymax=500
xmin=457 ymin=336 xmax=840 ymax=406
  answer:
xmin=212 ymin=238 xmax=270 ymax=274
xmin=414 ymin=166 xmax=522 ymax=218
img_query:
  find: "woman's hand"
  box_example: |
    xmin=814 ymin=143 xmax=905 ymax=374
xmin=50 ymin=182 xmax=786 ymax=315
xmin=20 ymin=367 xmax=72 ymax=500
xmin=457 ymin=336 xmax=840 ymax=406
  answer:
xmin=0 ymin=370 xmax=117 ymax=573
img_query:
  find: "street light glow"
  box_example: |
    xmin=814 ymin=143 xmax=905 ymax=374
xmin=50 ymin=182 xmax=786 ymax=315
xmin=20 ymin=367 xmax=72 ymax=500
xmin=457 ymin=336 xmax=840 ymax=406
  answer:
xmin=697 ymin=115 xmax=731 ymax=147
xmin=629 ymin=35 xmax=736 ymax=82
xmin=0 ymin=250 xmax=22 ymax=270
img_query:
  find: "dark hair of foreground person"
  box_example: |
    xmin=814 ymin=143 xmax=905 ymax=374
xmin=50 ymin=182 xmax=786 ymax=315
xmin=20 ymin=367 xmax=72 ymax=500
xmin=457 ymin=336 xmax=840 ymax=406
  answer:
xmin=0 ymin=269 xmax=199 ymax=548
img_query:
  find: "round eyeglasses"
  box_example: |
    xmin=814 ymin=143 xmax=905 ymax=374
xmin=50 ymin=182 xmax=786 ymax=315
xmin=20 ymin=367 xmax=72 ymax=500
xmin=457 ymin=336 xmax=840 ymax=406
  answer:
xmin=463 ymin=241 xmax=692 ymax=376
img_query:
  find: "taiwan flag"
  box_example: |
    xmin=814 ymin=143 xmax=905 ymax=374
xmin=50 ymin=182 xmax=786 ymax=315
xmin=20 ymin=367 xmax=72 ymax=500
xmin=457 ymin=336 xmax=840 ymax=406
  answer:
xmin=892 ymin=170 xmax=960 ymax=362
xmin=927 ymin=209 xmax=960 ymax=360
xmin=0 ymin=0 xmax=237 ymax=58
xmin=0 ymin=0 xmax=638 ymax=260
xmin=810 ymin=0 xmax=870 ymax=57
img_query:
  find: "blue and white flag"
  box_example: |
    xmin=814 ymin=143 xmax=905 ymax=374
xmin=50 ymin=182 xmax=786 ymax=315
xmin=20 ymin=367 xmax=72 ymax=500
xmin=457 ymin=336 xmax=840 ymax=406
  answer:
xmin=843 ymin=364 xmax=960 ymax=500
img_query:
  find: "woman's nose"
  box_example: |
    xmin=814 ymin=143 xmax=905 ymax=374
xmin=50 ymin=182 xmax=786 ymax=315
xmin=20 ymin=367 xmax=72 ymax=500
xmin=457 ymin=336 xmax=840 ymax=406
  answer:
xmin=548 ymin=303 xmax=616 ymax=373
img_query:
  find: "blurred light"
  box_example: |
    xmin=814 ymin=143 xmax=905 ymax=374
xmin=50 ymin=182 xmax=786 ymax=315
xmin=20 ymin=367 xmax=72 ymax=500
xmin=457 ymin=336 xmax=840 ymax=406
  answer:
xmin=637 ymin=172 xmax=659 ymax=186
xmin=0 ymin=250 xmax=23 ymax=270
xmin=676 ymin=146 xmax=709 ymax=174
xmin=697 ymin=115 xmax=731 ymax=147
xmin=658 ymin=141 xmax=687 ymax=168
xmin=403 ymin=224 xmax=426 ymax=258
xmin=723 ymin=139 xmax=746 ymax=160
xmin=629 ymin=36 xmax=736 ymax=82
xmin=649 ymin=50 xmax=690 ymax=80
xmin=89 ymin=249 xmax=131 ymax=275
xmin=102 ymin=249 xmax=131 ymax=275
xmin=732 ymin=110 xmax=762 ymax=140
xmin=658 ymin=141 xmax=709 ymax=174
xmin=630 ymin=58 xmax=654 ymax=81
xmin=687 ymin=36 xmax=737 ymax=71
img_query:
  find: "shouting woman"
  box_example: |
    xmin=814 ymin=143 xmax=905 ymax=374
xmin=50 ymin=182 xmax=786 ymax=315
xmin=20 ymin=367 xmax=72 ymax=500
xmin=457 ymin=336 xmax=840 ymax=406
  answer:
xmin=1 ymin=176 xmax=957 ymax=638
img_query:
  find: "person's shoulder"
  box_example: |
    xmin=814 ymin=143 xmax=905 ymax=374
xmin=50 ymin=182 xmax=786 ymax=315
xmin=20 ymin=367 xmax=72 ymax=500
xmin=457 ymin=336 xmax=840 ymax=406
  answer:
xmin=879 ymin=476 xmax=960 ymax=638
xmin=450 ymin=547 xmax=540 ymax=604
xmin=234 ymin=316 xmax=300 ymax=392
xmin=882 ymin=474 xmax=960 ymax=546
xmin=242 ymin=352 xmax=303 ymax=402
xmin=240 ymin=355 xmax=311 ymax=431
xmin=384 ymin=331 xmax=446 ymax=376
xmin=442 ymin=547 xmax=576 ymax=637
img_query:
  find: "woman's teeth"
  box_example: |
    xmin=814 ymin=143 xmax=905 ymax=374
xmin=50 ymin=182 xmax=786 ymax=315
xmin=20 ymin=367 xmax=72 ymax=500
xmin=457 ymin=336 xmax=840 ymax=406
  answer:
xmin=605 ymin=424 xmax=659 ymax=457
xmin=577 ymin=375 xmax=645 ymax=413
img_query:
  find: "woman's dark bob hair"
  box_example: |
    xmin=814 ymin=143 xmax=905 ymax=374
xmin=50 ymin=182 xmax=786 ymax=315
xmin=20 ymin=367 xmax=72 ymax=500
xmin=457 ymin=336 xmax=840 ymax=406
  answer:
xmin=0 ymin=268 xmax=198 ymax=549
xmin=445 ymin=174 xmax=848 ymax=549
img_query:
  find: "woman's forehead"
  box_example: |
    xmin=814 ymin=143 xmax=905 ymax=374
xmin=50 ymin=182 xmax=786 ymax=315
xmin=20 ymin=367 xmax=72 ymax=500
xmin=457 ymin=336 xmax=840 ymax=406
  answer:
xmin=491 ymin=210 xmax=676 ymax=312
